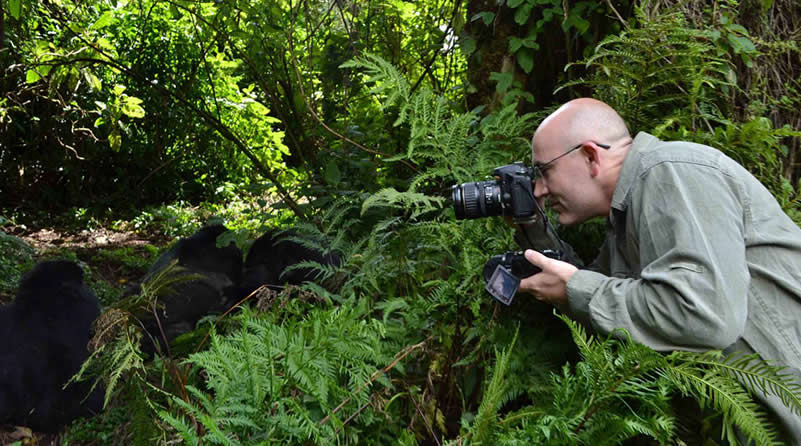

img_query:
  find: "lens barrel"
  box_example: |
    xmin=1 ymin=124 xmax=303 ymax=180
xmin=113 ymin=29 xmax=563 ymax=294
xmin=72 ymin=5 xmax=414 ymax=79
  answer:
xmin=452 ymin=181 xmax=502 ymax=219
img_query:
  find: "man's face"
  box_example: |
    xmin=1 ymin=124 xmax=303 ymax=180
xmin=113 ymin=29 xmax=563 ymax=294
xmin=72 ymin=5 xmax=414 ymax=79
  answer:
xmin=531 ymin=139 xmax=596 ymax=226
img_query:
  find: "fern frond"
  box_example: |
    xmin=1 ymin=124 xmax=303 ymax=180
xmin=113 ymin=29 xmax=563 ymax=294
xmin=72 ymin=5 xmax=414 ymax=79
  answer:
xmin=671 ymin=350 xmax=801 ymax=416
xmin=472 ymin=327 xmax=520 ymax=445
xmin=340 ymin=53 xmax=411 ymax=125
xmin=361 ymin=188 xmax=446 ymax=220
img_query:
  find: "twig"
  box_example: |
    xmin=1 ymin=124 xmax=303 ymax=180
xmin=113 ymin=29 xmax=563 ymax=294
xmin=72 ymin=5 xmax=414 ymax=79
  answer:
xmin=319 ymin=337 xmax=430 ymax=426
xmin=410 ymin=0 xmax=460 ymax=95
xmin=605 ymin=0 xmax=628 ymax=28
xmin=335 ymin=401 xmax=371 ymax=434
xmin=409 ymin=388 xmax=442 ymax=446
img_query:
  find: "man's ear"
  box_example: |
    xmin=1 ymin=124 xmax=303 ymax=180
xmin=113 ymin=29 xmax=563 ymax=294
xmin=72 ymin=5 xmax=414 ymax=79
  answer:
xmin=582 ymin=143 xmax=602 ymax=177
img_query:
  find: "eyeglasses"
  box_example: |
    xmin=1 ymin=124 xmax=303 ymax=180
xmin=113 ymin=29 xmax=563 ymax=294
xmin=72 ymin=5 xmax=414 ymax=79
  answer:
xmin=532 ymin=141 xmax=611 ymax=180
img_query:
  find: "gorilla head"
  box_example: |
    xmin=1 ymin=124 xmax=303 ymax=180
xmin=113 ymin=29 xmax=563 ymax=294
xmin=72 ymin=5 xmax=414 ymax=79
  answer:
xmin=239 ymin=228 xmax=342 ymax=298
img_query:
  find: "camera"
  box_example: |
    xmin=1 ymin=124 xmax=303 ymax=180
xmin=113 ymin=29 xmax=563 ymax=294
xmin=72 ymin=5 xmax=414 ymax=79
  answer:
xmin=451 ymin=164 xmax=570 ymax=304
xmin=451 ymin=162 xmax=537 ymax=220
xmin=483 ymin=250 xmax=565 ymax=305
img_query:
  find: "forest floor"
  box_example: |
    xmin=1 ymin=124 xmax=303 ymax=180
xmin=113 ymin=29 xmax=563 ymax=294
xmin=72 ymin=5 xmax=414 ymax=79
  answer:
xmin=1 ymin=225 xmax=169 ymax=304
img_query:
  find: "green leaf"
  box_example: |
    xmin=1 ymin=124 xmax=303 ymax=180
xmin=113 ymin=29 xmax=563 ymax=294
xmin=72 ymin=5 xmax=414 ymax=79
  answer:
xmin=91 ymin=10 xmax=116 ymax=30
xmin=489 ymin=71 xmax=514 ymax=93
xmin=508 ymin=37 xmax=522 ymax=53
xmin=564 ymin=13 xmax=590 ymax=34
xmin=25 ymin=69 xmax=41 ymax=84
xmin=459 ymin=36 xmax=477 ymax=56
xmin=246 ymin=100 xmax=270 ymax=116
xmin=521 ymin=34 xmax=540 ymax=49
xmin=324 ymin=161 xmax=341 ymax=185
xmin=517 ymin=49 xmax=534 ymax=74
xmin=8 ymin=0 xmax=22 ymax=20
xmin=506 ymin=0 xmax=525 ymax=8
xmin=728 ymin=35 xmax=757 ymax=54
xmin=470 ymin=11 xmax=495 ymax=26
xmin=514 ymin=3 xmax=533 ymax=25
xmin=169 ymin=4 xmax=183 ymax=18
xmin=726 ymin=24 xmax=749 ymax=35
xmin=122 ymin=96 xmax=145 ymax=118
xmin=84 ymin=70 xmax=102 ymax=91
xmin=109 ymin=128 xmax=121 ymax=151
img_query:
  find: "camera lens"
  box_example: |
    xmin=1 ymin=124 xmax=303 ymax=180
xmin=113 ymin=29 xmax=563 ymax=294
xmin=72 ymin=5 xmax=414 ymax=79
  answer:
xmin=452 ymin=180 xmax=502 ymax=219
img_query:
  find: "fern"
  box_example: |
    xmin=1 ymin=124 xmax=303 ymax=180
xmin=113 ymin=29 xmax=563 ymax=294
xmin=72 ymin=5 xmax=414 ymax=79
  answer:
xmin=560 ymin=7 xmax=736 ymax=134
xmin=72 ymin=262 xmax=199 ymax=408
xmin=158 ymin=305 xmax=399 ymax=443
xmin=471 ymin=327 xmax=520 ymax=445
xmin=345 ymin=53 xmax=535 ymax=192
xmin=361 ymin=187 xmax=446 ymax=220
xmin=454 ymin=313 xmax=794 ymax=446
xmin=340 ymin=53 xmax=412 ymax=126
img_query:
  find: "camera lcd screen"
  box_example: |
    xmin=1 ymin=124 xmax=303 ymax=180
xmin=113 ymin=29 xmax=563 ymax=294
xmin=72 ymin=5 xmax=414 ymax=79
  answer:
xmin=485 ymin=265 xmax=520 ymax=305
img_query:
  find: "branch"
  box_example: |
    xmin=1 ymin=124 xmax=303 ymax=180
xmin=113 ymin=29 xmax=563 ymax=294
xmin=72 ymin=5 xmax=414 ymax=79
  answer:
xmin=286 ymin=1 xmax=404 ymax=162
xmin=38 ymin=5 xmax=308 ymax=218
xmin=410 ymin=0 xmax=462 ymax=95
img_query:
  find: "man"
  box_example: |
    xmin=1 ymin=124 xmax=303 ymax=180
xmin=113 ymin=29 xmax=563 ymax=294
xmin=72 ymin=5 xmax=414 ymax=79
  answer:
xmin=517 ymin=97 xmax=801 ymax=443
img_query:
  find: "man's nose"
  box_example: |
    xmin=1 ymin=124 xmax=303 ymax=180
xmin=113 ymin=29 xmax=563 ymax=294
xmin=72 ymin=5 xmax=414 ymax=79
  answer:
xmin=533 ymin=178 xmax=548 ymax=198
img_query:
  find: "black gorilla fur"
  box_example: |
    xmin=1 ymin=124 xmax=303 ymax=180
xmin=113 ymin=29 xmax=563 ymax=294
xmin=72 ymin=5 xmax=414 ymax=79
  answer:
xmin=239 ymin=229 xmax=341 ymax=297
xmin=138 ymin=225 xmax=341 ymax=355
xmin=0 ymin=260 xmax=102 ymax=432
xmin=139 ymin=224 xmax=243 ymax=355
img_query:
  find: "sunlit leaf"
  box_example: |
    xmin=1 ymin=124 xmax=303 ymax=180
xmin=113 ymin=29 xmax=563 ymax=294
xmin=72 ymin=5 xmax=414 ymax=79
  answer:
xmin=84 ymin=70 xmax=102 ymax=91
xmin=91 ymin=10 xmax=117 ymax=29
xmin=109 ymin=128 xmax=121 ymax=151
xmin=122 ymin=96 xmax=145 ymax=118
xmin=25 ymin=69 xmax=41 ymax=84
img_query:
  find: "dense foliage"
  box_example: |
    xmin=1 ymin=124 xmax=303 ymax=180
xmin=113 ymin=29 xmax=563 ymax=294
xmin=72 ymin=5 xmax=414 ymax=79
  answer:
xmin=2 ymin=0 xmax=801 ymax=445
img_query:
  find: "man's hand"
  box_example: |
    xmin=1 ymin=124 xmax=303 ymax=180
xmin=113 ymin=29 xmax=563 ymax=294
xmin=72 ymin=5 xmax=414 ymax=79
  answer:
xmin=518 ymin=249 xmax=578 ymax=306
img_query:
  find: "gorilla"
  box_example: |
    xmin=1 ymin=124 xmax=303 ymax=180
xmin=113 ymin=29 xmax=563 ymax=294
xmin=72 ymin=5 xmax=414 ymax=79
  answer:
xmin=238 ymin=228 xmax=341 ymax=298
xmin=0 ymin=260 xmax=102 ymax=432
xmin=138 ymin=224 xmax=243 ymax=355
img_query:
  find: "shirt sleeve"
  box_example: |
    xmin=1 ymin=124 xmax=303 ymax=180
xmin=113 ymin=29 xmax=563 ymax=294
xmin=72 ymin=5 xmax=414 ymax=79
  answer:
xmin=567 ymin=161 xmax=750 ymax=352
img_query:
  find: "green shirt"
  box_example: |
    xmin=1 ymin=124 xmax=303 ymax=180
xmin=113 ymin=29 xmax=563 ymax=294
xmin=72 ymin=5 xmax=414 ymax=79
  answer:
xmin=566 ymin=132 xmax=801 ymax=440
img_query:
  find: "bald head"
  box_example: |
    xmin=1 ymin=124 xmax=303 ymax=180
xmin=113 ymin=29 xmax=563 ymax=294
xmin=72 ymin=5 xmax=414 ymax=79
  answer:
xmin=532 ymin=98 xmax=630 ymax=160
xmin=529 ymin=98 xmax=633 ymax=224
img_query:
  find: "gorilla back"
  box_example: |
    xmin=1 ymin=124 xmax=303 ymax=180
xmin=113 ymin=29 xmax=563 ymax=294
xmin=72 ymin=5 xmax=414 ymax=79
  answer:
xmin=0 ymin=260 xmax=102 ymax=432
xmin=138 ymin=224 xmax=243 ymax=355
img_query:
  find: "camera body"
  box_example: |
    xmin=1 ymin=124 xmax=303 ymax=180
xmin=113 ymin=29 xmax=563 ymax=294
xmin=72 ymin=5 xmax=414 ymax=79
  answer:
xmin=483 ymin=250 xmax=565 ymax=305
xmin=451 ymin=162 xmax=537 ymax=220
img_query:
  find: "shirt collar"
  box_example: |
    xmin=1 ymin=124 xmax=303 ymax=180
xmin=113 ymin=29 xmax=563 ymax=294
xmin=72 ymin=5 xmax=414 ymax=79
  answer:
xmin=610 ymin=131 xmax=659 ymax=211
